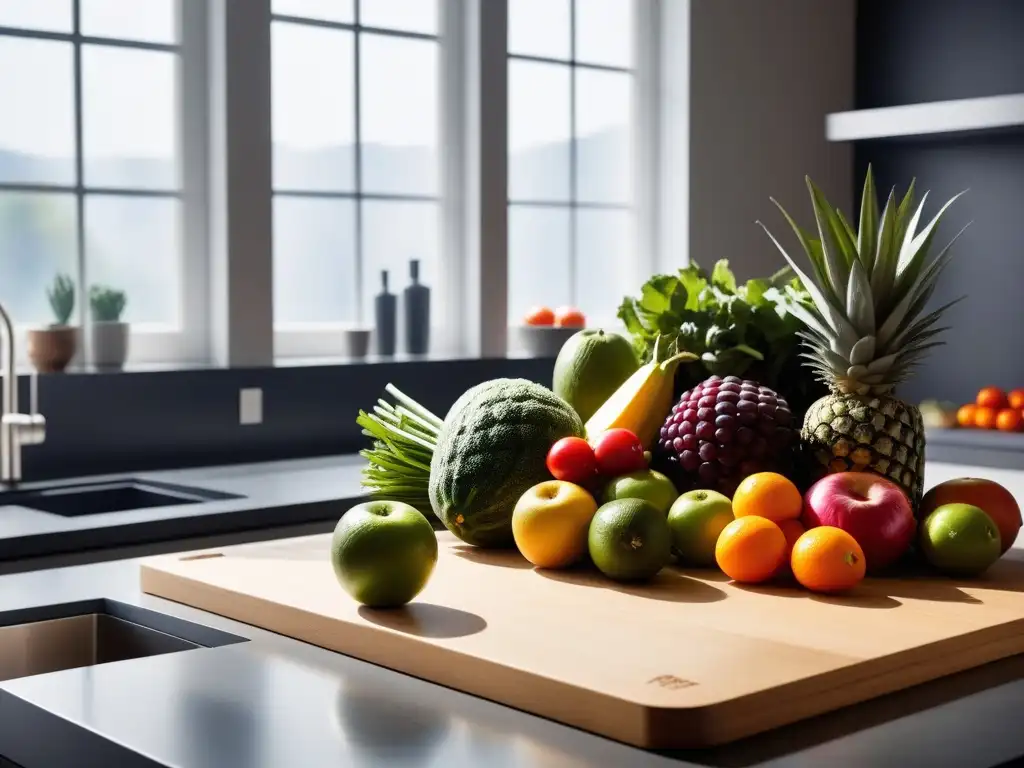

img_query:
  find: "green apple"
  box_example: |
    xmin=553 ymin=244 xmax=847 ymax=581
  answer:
xmin=603 ymin=469 xmax=678 ymax=515
xmin=331 ymin=501 xmax=439 ymax=608
xmin=668 ymin=489 xmax=734 ymax=567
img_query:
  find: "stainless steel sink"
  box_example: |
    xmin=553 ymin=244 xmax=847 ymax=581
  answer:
xmin=0 ymin=614 xmax=197 ymax=682
xmin=0 ymin=600 xmax=247 ymax=683
xmin=0 ymin=479 xmax=243 ymax=517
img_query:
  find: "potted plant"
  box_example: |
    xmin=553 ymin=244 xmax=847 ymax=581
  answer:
xmin=26 ymin=273 xmax=79 ymax=373
xmin=89 ymin=284 xmax=129 ymax=370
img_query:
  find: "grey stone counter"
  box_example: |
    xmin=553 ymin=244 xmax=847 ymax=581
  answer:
xmin=1 ymin=542 xmax=1024 ymax=765
xmin=0 ymin=455 xmax=366 ymax=564
xmin=2 ymin=455 xmax=1024 ymax=766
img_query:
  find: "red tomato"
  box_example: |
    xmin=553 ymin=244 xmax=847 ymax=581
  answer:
xmin=592 ymin=429 xmax=646 ymax=477
xmin=546 ymin=437 xmax=598 ymax=484
xmin=524 ymin=306 xmax=555 ymax=326
xmin=553 ymin=306 xmax=586 ymax=327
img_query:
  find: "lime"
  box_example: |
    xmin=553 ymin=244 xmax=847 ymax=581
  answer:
xmin=668 ymin=489 xmax=734 ymax=567
xmin=587 ymin=498 xmax=672 ymax=581
xmin=603 ymin=469 xmax=679 ymax=515
xmin=920 ymin=503 xmax=1002 ymax=577
xmin=331 ymin=501 xmax=439 ymax=607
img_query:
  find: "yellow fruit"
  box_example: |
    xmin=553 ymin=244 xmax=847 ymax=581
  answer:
xmin=512 ymin=481 xmax=599 ymax=569
xmin=584 ymin=347 xmax=697 ymax=450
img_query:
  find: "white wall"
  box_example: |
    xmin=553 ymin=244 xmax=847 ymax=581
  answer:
xmin=659 ymin=0 xmax=855 ymax=279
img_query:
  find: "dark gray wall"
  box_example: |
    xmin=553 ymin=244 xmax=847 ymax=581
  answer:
xmin=19 ymin=357 xmax=556 ymax=481
xmin=856 ymin=0 xmax=1024 ymax=404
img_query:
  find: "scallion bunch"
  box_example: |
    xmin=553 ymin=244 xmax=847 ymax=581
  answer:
xmin=356 ymin=384 xmax=445 ymax=526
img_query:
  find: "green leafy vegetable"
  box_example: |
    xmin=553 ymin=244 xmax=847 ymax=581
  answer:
xmin=617 ymin=259 xmax=826 ymax=419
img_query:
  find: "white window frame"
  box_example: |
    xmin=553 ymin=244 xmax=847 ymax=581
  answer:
xmin=269 ymin=2 xmax=452 ymax=360
xmin=1 ymin=0 xmax=659 ymax=367
xmin=0 ymin=0 xmax=210 ymax=368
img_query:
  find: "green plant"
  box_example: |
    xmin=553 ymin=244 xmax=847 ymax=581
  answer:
xmin=47 ymin=273 xmax=75 ymax=326
xmin=616 ymin=259 xmax=826 ymax=419
xmin=90 ymin=285 xmax=127 ymax=323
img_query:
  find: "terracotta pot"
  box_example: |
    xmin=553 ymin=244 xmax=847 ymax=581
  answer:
xmin=90 ymin=321 xmax=129 ymax=370
xmin=26 ymin=326 xmax=78 ymax=373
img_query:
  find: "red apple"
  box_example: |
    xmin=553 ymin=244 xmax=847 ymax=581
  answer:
xmin=802 ymin=472 xmax=916 ymax=572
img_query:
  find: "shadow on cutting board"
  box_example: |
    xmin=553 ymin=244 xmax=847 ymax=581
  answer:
xmin=358 ymin=603 xmax=487 ymax=639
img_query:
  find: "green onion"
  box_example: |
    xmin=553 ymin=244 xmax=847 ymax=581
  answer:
xmin=356 ymin=384 xmax=444 ymax=525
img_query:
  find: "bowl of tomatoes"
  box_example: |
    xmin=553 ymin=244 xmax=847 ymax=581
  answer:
xmin=514 ymin=306 xmax=586 ymax=357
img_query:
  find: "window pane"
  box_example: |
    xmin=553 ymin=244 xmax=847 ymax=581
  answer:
xmin=509 ymin=60 xmax=570 ymax=202
xmin=81 ymin=0 xmax=177 ymax=44
xmin=0 ymin=38 xmax=75 ymax=185
xmin=272 ymin=0 xmax=353 ymax=23
xmin=361 ymin=0 xmax=436 ymax=34
xmin=575 ymin=0 xmax=632 ymax=68
xmin=575 ymin=69 xmax=631 ymax=204
xmin=509 ymin=0 xmax=569 ymax=60
xmin=362 ymin=201 xmax=439 ymax=329
xmin=575 ymin=209 xmax=632 ymax=325
xmin=273 ymin=197 xmax=356 ymax=324
xmin=507 ymin=206 xmax=571 ymax=324
xmin=272 ymin=23 xmax=355 ymax=192
xmin=0 ymin=192 xmax=77 ymax=326
xmin=82 ymin=46 xmax=178 ymax=190
xmin=85 ymin=196 xmax=181 ymax=326
xmin=360 ymin=36 xmax=438 ymax=195
xmin=0 ymin=0 xmax=71 ymax=33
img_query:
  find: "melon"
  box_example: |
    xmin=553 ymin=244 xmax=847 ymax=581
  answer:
xmin=428 ymin=378 xmax=585 ymax=547
xmin=553 ymin=330 xmax=639 ymax=423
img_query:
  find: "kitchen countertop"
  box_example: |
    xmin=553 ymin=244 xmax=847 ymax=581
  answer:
xmin=0 ymin=455 xmax=368 ymax=565
xmin=2 ymin=459 xmax=1024 ymax=766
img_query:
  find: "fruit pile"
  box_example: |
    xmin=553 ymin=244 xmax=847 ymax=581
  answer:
xmin=333 ymin=166 xmax=1023 ymax=610
xmin=955 ymin=387 xmax=1024 ymax=432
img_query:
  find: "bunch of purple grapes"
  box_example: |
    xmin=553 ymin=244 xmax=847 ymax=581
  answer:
xmin=654 ymin=375 xmax=797 ymax=495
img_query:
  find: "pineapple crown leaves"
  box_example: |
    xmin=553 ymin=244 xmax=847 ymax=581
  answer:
xmin=755 ymin=165 xmax=970 ymax=396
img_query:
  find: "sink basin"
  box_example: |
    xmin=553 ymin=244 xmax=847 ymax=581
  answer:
xmin=0 ymin=614 xmax=196 ymax=682
xmin=0 ymin=479 xmax=242 ymax=517
xmin=0 ymin=599 xmax=246 ymax=683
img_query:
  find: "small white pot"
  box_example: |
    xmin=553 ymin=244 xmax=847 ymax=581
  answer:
xmin=91 ymin=321 xmax=130 ymax=370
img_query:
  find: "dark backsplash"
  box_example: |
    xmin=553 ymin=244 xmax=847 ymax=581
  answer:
xmin=856 ymin=0 xmax=1024 ymax=404
xmin=18 ymin=357 xmax=556 ymax=481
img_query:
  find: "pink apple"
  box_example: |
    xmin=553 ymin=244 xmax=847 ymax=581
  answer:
xmin=802 ymin=472 xmax=916 ymax=572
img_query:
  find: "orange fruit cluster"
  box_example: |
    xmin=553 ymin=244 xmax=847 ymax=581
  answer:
xmin=958 ymin=388 xmax=1024 ymax=432
xmin=714 ymin=472 xmax=865 ymax=593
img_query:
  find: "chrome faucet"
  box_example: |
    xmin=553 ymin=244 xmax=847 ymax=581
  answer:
xmin=0 ymin=300 xmax=46 ymax=484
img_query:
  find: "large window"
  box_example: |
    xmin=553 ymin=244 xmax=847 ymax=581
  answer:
xmin=0 ymin=1 xmax=193 ymax=362
xmin=507 ymin=0 xmax=634 ymax=328
xmin=271 ymin=0 xmax=440 ymax=354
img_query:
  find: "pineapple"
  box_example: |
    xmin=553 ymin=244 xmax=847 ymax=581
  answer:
xmin=759 ymin=166 xmax=967 ymax=506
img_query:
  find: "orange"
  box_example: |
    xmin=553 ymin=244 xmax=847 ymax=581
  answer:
xmin=775 ymin=518 xmax=806 ymax=575
xmin=997 ymin=408 xmax=1022 ymax=432
xmin=1009 ymin=389 xmax=1024 ymax=410
xmin=791 ymin=526 xmax=866 ymax=593
xmin=553 ymin=306 xmax=586 ymax=328
xmin=524 ymin=306 xmax=555 ymax=326
xmin=976 ymin=387 xmax=1008 ymax=410
xmin=974 ymin=406 xmax=998 ymax=430
xmin=956 ymin=403 xmax=977 ymax=428
xmin=715 ymin=516 xmax=787 ymax=584
xmin=732 ymin=472 xmax=803 ymax=522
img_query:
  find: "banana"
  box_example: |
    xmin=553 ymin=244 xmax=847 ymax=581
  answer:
xmin=584 ymin=347 xmax=697 ymax=449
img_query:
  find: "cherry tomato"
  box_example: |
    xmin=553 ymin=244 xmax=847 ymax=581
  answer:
xmin=592 ymin=429 xmax=646 ymax=477
xmin=546 ymin=437 xmax=598 ymax=484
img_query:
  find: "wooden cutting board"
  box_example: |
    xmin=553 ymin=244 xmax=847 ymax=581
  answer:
xmin=140 ymin=532 xmax=1024 ymax=749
